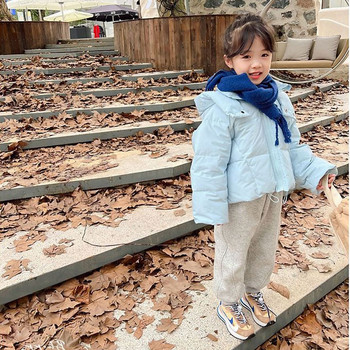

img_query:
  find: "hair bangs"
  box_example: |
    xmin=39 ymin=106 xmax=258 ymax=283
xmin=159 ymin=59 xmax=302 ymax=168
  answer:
xmin=224 ymin=13 xmax=276 ymax=58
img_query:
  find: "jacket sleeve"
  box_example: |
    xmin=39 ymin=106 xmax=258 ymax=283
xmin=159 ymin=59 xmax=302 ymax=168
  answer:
xmin=190 ymin=106 xmax=233 ymax=225
xmin=285 ymin=100 xmax=337 ymax=194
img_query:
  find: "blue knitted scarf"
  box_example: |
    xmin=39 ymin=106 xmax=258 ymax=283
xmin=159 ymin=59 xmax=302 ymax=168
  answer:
xmin=206 ymin=69 xmax=291 ymax=146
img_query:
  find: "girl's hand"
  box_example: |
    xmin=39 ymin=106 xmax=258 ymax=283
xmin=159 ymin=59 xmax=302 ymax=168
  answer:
xmin=316 ymin=174 xmax=336 ymax=191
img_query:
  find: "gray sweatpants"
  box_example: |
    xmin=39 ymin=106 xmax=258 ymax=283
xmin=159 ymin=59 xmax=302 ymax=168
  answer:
xmin=214 ymin=192 xmax=283 ymax=305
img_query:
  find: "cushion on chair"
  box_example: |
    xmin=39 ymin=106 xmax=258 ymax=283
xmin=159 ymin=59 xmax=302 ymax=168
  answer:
xmin=271 ymin=60 xmax=333 ymax=69
xmin=281 ymin=38 xmax=314 ymax=61
xmin=311 ymin=35 xmax=341 ymax=61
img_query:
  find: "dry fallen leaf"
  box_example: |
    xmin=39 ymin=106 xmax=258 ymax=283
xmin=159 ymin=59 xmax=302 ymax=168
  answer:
xmin=313 ymin=263 xmax=332 ymax=273
xmin=43 ymin=244 xmax=67 ymax=257
xmin=310 ymin=251 xmax=330 ymax=259
xmin=7 ymin=140 xmax=28 ymax=151
xmin=267 ymin=281 xmax=290 ymax=299
xmin=149 ymin=339 xmax=175 ymax=350
xmin=298 ymin=310 xmax=323 ymax=335
xmin=1 ymin=259 xmax=31 ymax=280
xmin=174 ymin=209 xmax=186 ymax=217
xmin=207 ymin=333 xmax=218 ymax=342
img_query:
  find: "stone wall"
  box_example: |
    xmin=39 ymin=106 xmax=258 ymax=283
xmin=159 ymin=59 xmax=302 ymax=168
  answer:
xmin=189 ymin=0 xmax=318 ymax=40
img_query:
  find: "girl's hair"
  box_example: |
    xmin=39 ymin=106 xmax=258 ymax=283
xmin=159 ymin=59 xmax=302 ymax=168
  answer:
xmin=224 ymin=13 xmax=275 ymax=58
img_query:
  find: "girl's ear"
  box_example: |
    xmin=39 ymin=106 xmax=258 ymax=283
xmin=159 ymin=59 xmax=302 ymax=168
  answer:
xmin=224 ymin=55 xmax=234 ymax=69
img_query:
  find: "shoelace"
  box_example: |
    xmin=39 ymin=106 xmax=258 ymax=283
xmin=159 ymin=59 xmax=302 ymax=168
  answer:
xmin=250 ymin=292 xmax=268 ymax=312
xmin=230 ymin=303 xmax=248 ymax=325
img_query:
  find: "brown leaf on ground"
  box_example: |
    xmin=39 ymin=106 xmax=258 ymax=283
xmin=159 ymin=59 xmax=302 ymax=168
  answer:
xmin=313 ymin=263 xmax=332 ymax=273
xmin=298 ymin=310 xmax=323 ymax=335
xmin=0 ymin=324 xmax=11 ymax=335
xmin=335 ymin=337 xmax=349 ymax=350
xmin=72 ymin=284 xmax=90 ymax=304
xmin=149 ymin=148 xmax=168 ymax=158
xmin=296 ymin=197 xmax=319 ymax=210
xmin=7 ymin=140 xmax=28 ymax=151
xmin=1 ymin=259 xmax=31 ymax=280
xmin=140 ymin=276 xmax=158 ymax=292
xmin=149 ymin=339 xmax=175 ymax=350
xmin=48 ymin=298 xmax=80 ymax=313
xmin=207 ymin=333 xmax=218 ymax=342
xmin=280 ymin=340 xmax=291 ymax=350
xmin=46 ymin=290 xmax=65 ymax=304
xmin=56 ymin=329 xmax=82 ymax=350
xmin=310 ymin=251 xmax=330 ymax=259
xmin=291 ymin=342 xmax=307 ymax=350
xmin=267 ymin=281 xmax=290 ymax=299
xmin=156 ymin=317 xmax=178 ymax=333
xmin=43 ymin=244 xmax=67 ymax=257
xmin=152 ymin=298 xmax=172 ymax=312
xmin=160 ymin=272 xmax=191 ymax=295
xmin=173 ymin=209 xmax=186 ymax=217
xmin=14 ymin=231 xmax=47 ymax=253
xmin=167 ymin=154 xmax=189 ymax=162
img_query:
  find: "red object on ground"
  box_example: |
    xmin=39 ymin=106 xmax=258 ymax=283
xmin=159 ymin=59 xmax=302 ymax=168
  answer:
xmin=93 ymin=25 xmax=100 ymax=38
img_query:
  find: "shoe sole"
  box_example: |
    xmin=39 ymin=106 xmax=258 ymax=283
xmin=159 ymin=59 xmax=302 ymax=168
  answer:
xmin=240 ymin=298 xmax=276 ymax=327
xmin=217 ymin=305 xmax=255 ymax=341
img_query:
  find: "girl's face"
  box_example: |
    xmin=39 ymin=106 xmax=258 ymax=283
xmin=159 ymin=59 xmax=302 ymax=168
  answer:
xmin=224 ymin=36 xmax=272 ymax=85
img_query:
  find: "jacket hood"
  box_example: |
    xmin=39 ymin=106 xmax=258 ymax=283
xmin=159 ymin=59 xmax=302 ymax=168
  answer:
xmin=194 ymin=80 xmax=291 ymax=120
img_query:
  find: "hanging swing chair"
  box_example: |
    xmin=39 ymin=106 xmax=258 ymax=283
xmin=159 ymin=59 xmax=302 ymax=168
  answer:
xmin=261 ymin=0 xmax=349 ymax=84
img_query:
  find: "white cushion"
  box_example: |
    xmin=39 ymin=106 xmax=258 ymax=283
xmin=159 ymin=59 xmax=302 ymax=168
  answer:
xmin=282 ymin=38 xmax=314 ymax=61
xmin=311 ymin=35 xmax=341 ymax=61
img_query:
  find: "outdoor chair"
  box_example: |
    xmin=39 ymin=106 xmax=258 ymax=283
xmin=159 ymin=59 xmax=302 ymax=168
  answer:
xmin=270 ymin=37 xmax=349 ymax=84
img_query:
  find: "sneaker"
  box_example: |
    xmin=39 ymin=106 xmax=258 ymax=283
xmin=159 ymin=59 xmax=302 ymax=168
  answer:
xmin=217 ymin=302 xmax=255 ymax=340
xmin=240 ymin=292 xmax=276 ymax=327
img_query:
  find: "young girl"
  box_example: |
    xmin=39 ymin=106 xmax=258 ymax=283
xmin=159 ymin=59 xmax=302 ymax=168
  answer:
xmin=190 ymin=13 xmax=336 ymax=340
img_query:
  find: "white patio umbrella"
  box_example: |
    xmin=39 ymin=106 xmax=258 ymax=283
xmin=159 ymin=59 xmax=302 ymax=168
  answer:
xmin=43 ymin=9 xmax=93 ymax=22
xmin=6 ymin=0 xmax=121 ymax=11
xmin=7 ymin=0 xmax=120 ymax=20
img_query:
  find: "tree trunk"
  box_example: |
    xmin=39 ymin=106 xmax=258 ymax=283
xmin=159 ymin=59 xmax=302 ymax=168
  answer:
xmin=0 ymin=0 xmax=13 ymax=21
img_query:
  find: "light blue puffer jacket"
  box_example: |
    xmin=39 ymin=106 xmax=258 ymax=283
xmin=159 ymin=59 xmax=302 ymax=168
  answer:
xmin=190 ymin=81 xmax=337 ymax=225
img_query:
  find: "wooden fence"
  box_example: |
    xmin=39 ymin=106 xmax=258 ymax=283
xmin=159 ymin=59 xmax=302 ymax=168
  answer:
xmin=0 ymin=21 xmax=69 ymax=55
xmin=114 ymin=15 xmax=237 ymax=75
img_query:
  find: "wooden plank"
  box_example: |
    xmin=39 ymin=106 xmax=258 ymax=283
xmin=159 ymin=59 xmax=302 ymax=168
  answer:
xmin=111 ymin=15 xmax=241 ymax=75
xmin=134 ymin=21 xmax=140 ymax=62
xmin=138 ymin=20 xmax=144 ymax=63
xmin=168 ymin=17 xmax=176 ymax=71
xmin=183 ymin=17 xmax=192 ymax=70
xmin=155 ymin=19 xmax=162 ymax=69
xmin=215 ymin=16 xmax=226 ymax=73
xmin=0 ymin=22 xmax=69 ymax=55
xmin=208 ymin=15 xmax=217 ymax=75
xmin=162 ymin=18 xmax=170 ymax=70
xmin=142 ymin=20 xmax=150 ymax=64
xmin=190 ymin=16 xmax=202 ymax=70
xmin=148 ymin=19 xmax=156 ymax=69
xmin=178 ymin=17 xmax=187 ymax=70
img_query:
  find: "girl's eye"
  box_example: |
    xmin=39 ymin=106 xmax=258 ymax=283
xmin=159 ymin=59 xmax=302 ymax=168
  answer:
xmin=242 ymin=55 xmax=250 ymax=59
xmin=262 ymin=53 xmax=270 ymax=57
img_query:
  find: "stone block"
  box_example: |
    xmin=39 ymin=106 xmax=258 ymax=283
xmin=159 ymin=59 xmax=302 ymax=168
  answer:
xmin=303 ymin=10 xmax=316 ymax=24
xmin=273 ymin=24 xmax=286 ymax=40
xmin=204 ymin=0 xmax=223 ymax=8
xmin=308 ymin=26 xmax=317 ymax=36
xmin=227 ymin=0 xmax=246 ymax=7
xmin=262 ymin=0 xmax=290 ymax=9
xmin=282 ymin=10 xmax=293 ymax=18
xmin=297 ymin=0 xmax=315 ymax=8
